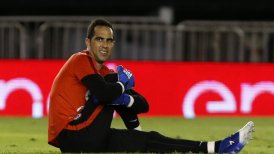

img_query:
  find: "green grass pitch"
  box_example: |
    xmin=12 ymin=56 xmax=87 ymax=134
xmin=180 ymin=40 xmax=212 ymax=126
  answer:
xmin=0 ymin=116 xmax=273 ymax=153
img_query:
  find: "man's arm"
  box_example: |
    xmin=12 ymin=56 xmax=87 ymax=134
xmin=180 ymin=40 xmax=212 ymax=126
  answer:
xmin=103 ymin=72 xmax=149 ymax=113
xmin=81 ymin=65 xmax=135 ymax=104
xmin=81 ymin=74 xmax=123 ymax=103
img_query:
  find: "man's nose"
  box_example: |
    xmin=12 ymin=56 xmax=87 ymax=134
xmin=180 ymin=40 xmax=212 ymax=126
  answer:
xmin=101 ymin=40 xmax=108 ymax=47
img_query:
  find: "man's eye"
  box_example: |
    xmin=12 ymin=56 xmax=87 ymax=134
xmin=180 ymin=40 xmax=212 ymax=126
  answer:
xmin=95 ymin=37 xmax=103 ymax=42
xmin=107 ymin=39 xmax=114 ymax=43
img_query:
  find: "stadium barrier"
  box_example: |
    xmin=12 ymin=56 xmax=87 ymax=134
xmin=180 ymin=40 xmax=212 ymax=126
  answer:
xmin=0 ymin=22 xmax=28 ymax=59
xmin=1 ymin=60 xmax=274 ymax=118
xmin=1 ymin=17 xmax=274 ymax=62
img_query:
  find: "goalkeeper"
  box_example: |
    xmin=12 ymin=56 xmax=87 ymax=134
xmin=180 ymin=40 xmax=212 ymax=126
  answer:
xmin=48 ymin=18 xmax=254 ymax=153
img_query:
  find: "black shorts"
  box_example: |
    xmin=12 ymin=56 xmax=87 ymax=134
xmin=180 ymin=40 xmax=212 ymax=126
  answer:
xmin=56 ymin=101 xmax=206 ymax=153
xmin=57 ymin=104 xmax=148 ymax=153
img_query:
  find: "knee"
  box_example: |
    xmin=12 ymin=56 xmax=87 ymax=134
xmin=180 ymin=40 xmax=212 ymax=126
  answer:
xmin=147 ymin=131 xmax=162 ymax=139
xmin=142 ymin=102 xmax=149 ymax=113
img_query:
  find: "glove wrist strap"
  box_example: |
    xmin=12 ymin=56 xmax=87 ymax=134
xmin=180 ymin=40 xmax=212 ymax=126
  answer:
xmin=127 ymin=95 xmax=134 ymax=108
xmin=116 ymin=81 xmax=125 ymax=93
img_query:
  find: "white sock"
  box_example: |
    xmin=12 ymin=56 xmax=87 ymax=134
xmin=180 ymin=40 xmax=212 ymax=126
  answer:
xmin=134 ymin=125 xmax=142 ymax=131
xmin=207 ymin=141 xmax=215 ymax=153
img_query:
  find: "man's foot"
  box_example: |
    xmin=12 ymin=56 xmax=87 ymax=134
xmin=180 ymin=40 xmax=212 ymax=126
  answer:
xmin=218 ymin=121 xmax=255 ymax=153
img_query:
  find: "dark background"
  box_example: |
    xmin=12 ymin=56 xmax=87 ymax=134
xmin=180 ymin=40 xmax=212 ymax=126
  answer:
xmin=1 ymin=0 xmax=274 ymax=24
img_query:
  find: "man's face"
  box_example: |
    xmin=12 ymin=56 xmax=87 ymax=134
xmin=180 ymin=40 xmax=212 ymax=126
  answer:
xmin=86 ymin=26 xmax=114 ymax=64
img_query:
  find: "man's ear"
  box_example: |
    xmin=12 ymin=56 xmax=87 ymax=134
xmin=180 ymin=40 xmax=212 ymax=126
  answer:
xmin=85 ymin=38 xmax=90 ymax=49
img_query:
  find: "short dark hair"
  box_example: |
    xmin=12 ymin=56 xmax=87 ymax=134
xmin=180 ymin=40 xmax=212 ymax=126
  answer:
xmin=86 ymin=18 xmax=114 ymax=39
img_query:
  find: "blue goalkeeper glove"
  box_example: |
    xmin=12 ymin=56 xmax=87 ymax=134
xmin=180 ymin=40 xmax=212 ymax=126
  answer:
xmin=112 ymin=93 xmax=133 ymax=107
xmin=117 ymin=65 xmax=135 ymax=91
xmin=89 ymin=94 xmax=133 ymax=107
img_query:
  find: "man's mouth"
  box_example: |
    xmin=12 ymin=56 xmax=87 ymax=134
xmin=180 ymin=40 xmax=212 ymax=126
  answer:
xmin=99 ymin=50 xmax=107 ymax=54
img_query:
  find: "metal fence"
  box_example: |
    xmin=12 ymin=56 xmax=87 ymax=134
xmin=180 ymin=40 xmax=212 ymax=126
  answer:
xmin=1 ymin=16 xmax=274 ymax=62
xmin=178 ymin=21 xmax=274 ymax=62
xmin=0 ymin=16 xmax=166 ymax=59
xmin=0 ymin=22 xmax=27 ymax=59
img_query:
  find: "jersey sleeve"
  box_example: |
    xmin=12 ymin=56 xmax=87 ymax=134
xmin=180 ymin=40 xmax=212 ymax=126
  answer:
xmin=70 ymin=54 xmax=95 ymax=80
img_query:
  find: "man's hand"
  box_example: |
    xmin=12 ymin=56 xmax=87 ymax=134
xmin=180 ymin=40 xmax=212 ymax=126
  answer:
xmin=112 ymin=93 xmax=134 ymax=107
xmin=88 ymin=93 xmax=134 ymax=107
xmin=117 ymin=65 xmax=135 ymax=90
